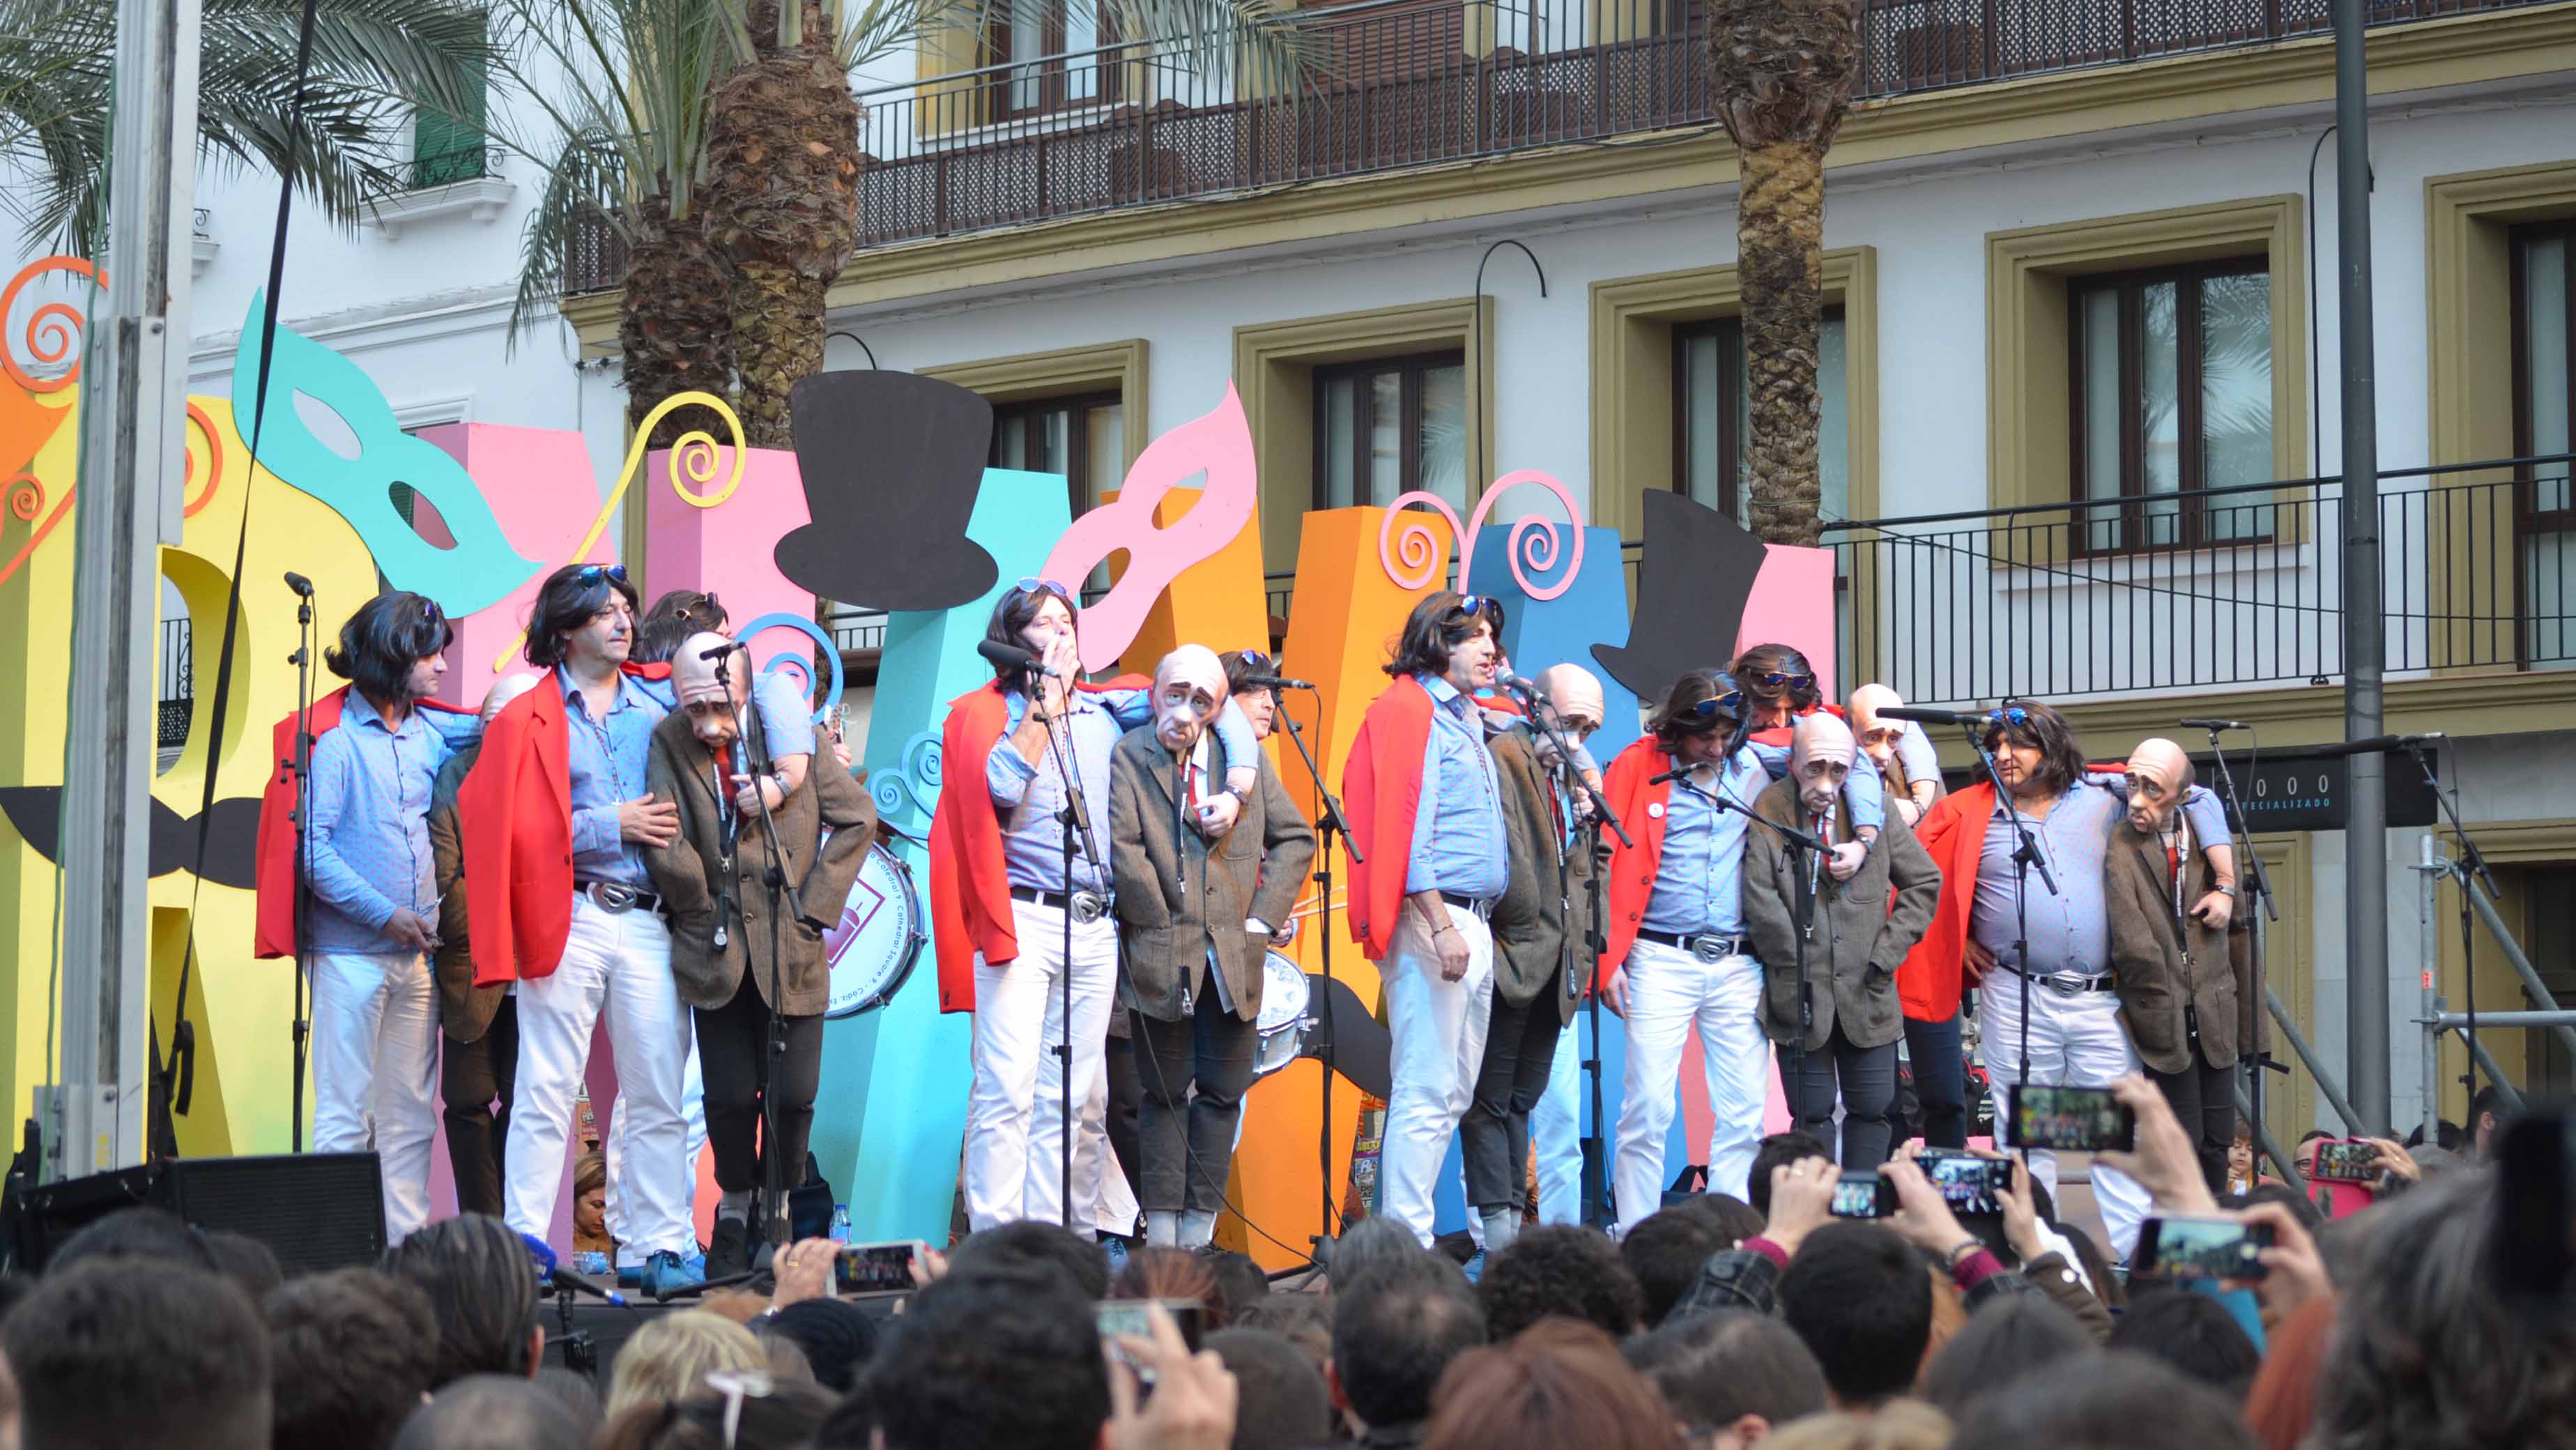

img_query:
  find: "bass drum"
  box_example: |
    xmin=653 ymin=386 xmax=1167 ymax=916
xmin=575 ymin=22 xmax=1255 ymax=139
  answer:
xmin=822 ymin=843 xmax=926 ymax=1018
xmin=1253 ymin=950 xmax=1313 ymax=1077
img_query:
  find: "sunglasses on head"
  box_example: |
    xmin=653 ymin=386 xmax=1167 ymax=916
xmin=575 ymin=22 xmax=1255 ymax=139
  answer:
xmin=674 ymin=591 xmax=721 ymax=624
xmin=572 ymin=563 xmax=627 ymax=588
xmin=1015 ymin=577 xmax=1074 ymax=602
xmin=1757 ymin=670 xmax=1816 ymax=693
xmin=1986 ymin=705 xmax=2034 ymax=731
xmin=1685 ymin=691 xmax=1746 ymax=723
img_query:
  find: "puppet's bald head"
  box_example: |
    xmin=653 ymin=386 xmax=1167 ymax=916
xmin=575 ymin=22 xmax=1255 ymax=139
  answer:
xmin=1792 ymin=712 xmax=1857 ymax=817
xmin=1535 ymin=664 xmax=1605 ymax=733
xmin=1849 ymin=685 xmax=1906 ymax=768
xmin=674 ymin=632 xmax=749 ymax=750
xmin=2124 ymin=737 xmax=2194 ymax=832
xmin=1153 ymin=645 xmax=1228 ymax=755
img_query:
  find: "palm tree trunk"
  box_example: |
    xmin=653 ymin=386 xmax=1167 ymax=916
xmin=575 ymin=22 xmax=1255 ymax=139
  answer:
xmin=1739 ymin=138 xmax=1827 ymax=548
xmin=621 ymin=196 xmax=735 ymax=449
xmin=733 ymin=263 xmax=828 ymax=442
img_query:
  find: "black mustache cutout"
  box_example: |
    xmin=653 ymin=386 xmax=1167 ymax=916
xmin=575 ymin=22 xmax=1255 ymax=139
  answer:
xmin=0 ymin=787 xmax=262 ymax=889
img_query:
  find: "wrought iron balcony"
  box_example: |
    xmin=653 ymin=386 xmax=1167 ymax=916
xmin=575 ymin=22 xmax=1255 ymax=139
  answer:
xmin=558 ymin=0 xmax=2547 ymax=293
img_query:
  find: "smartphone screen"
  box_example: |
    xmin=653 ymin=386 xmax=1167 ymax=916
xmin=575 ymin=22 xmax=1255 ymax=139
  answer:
xmin=2310 ymin=1139 xmax=2380 ymax=1183
xmin=2007 ymin=1083 xmax=2137 ymax=1152
xmin=1095 ymin=1299 xmax=1208 ymax=1373
xmin=1919 ymin=1150 xmax=2013 ymax=1215
xmin=2137 ymin=1216 xmax=2272 ymax=1281
xmin=1830 ymin=1172 xmax=1894 ymax=1219
xmin=834 ymin=1240 xmax=924 ymax=1295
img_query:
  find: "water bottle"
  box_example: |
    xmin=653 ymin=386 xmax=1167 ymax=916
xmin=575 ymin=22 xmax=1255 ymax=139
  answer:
xmin=831 ymin=1204 xmax=852 ymax=1244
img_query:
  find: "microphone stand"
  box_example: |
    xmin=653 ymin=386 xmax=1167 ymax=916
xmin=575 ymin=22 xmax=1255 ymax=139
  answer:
xmin=1956 ymin=719 xmax=2057 ymax=1126
xmin=710 ymin=652 xmax=797 ymax=1252
xmin=287 ymin=589 xmax=318 ymax=1152
xmin=1025 ymin=664 xmax=1107 ymax=1227
xmin=1265 ymin=683 xmax=1360 ymax=1262
xmin=2196 ymin=726 xmax=2283 ymax=1140
xmin=1694 ymin=765 xmax=1832 ymax=1152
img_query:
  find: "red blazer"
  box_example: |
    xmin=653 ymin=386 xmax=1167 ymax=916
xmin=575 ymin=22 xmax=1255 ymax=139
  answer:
xmin=1341 ymin=677 xmax=1436 ymax=963
xmin=1595 ymin=735 xmax=1681 ymax=988
xmin=457 ymin=664 xmax=669 ymax=986
xmin=253 ymin=686 xmax=472 ymax=959
xmin=1896 ymin=781 xmax=1995 ymax=1022
xmin=928 ymin=675 xmax=1148 ymax=1014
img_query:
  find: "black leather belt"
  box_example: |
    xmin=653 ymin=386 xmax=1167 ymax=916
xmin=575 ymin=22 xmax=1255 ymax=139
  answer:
xmin=2002 ymin=964 xmax=2117 ymax=994
xmin=1636 ymin=928 xmax=1745 ymax=963
xmin=1011 ymin=885 xmax=1110 ymax=924
xmin=580 ymin=880 xmax=663 ymax=914
xmin=1437 ymin=891 xmax=1494 ymax=921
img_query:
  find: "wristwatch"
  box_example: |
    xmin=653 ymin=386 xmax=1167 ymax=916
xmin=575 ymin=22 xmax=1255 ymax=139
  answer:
xmin=1943 ymin=1239 xmax=1984 ymax=1270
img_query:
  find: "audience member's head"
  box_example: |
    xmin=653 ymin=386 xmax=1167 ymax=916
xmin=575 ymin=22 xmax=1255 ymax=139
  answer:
xmin=604 ymin=1310 xmax=767 ymax=1419
xmin=2244 ymin=1296 xmax=2336 ymax=1450
xmin=266 ymin=1267 xmax=441 ymax=1450
xmin=1209 ymin=1327 xmax=1333 ymax=1450
xmin=2315 ymin=1171 xmax=2576 ymax=1450
xmin=943 ymin=1219 xmax=1110 ymax=1299
xmin=762 ymin=1296 xmax=880 ymax=1394
xmin=2469 ymin=1083 xmax=2509 ymax=1159
xmin=1748 ymin=1132 xmax=1832 ymax=1216
xmin=1423 ymin=1320 xmax=1678 ymax=1450
xmin=1478 ymin=1224 xmax=1645 ymax=1341
xmin=530 ymin=1366 xmax=604 ymax=1445
xmin=1328 ymin=1214 xmax=1425 ymax=1291
xmin=392 ymin=1374 xmax=588 ymax=1450
xmin=2224 ymin=1182 xmax=2328 ymax=1234
xmin=2108 ymin=1288 xmax=2262 ymax=1401
xmin=378 ymin=1212 xmax=542 ymax=1387
xmin=1919 ymin=1267 xmax=1968 ymax=1382
xmin=1917 ymin=1295 xmax=2097 ymax=1419
xmin=1761 ymin=1401 xmax=1954 ymax=1450
xmin=834 ymin=1269 xmax=1109 ymax=1450
xmin=1206 ymin=1249 xmax=1273 ymax=1323
xmin=1233 ymin=1293 xmax=1332 ymax=1375
xmin=1777 ymin=1223 xmax=1933 ymax=1410
xmin=1115 ymin=1245 xmax=1229 ymax=1329
xmin=204 ymin=1229 xmax=285 ymax=1301
xmin=1671 ymin=1192 xmax=1765 ymax=1247
xmin=1331 ymin=1253 xmax=1487 ymax=1437
xmin=594 ymin=1380 xmax=839 ymax=1450
xmin=1621 ymin=1209 xmax=1728 ymax=1329
xmin=1951 ymin=1350 xmax=2254 ymax=1450
xmin=745 ymin=1323 xmax=817 ymax=1384
xmin=1625 ymin=1308 xmax=1829 ymax=1449
xmin=6 ymin=1260 xmax=270 ymax=1450
xmin=44 ymin=1205 xmax=216 ymax=1273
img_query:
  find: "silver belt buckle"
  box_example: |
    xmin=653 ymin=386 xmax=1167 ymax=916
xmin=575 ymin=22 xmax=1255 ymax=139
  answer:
xmin=587 ymin=881 xmax=640 ymax=913
xmin=1069 ymin=890 xmax=1110 ymax=924
xmin=2040 ymin=972 xmax=2091 ymax=996
xmin=1689 ymin=935 xmax=1730 ymax=964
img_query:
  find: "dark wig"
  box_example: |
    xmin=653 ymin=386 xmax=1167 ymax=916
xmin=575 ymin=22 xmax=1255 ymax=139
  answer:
xmin=635 ymin=590 xmax=727 ymax=666
xmin=983 ymin=582 xmax=1075 ymax=682
xmin=1383 ymin=590 xmax=1505 ymax=680
xmin=1731 ymin=642 xmax=1822 ymax=715
xmin=1220 ymin=649 xmax=1272 ymax=698
xmin=1647 ymin=669 xmax=1745 ymax=748
xmin=524 ymin=563 xmax=641 ymax=670
xmin=1980 ymin=698 xmax=2086 ymax=798
xmin=323 ymin=591 xmax=453 ymax=707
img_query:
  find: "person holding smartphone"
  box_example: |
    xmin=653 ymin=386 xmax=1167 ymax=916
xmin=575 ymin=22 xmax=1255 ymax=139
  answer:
xmin=1106 ymin=646 xmax=1314 ymax=1250
xmin=2107 ymin=738 xmax=2244 ymax=1198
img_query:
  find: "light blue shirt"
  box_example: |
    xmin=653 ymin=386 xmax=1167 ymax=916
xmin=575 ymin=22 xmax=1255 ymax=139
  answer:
xmin=631 ymin=670 xmax=817 ymax=763
xmin=987 ymin=687 xmax=1260 ymax=896
xmin=1970 ymin=776 xmax=2233 ymax=979
xmin=560 ymin=666 xmax=668 ymax=889
xmin=1639 ymin=746 xmax=1773 ymax=938
xmin=1403 ymin=676 xmax=1510 ymax=901
xmin=305 ymin=691 xmax=454 ymax=954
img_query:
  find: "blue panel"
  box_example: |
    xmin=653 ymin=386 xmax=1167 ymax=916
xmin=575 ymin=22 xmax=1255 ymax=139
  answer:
xmin=1475 ymin=525 xmax=1643 ymax=761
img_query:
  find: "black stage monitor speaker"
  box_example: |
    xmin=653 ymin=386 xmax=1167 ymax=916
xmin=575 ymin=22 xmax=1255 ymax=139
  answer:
xmin=6 ymin=1152 xmax=386 ymax=1276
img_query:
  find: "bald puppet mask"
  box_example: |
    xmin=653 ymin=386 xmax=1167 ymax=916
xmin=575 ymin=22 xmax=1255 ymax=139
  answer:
xmin=2124 ymin=738 xmax=2195 ymax=835
xmin=673 ymin=632 xmax=749 ymax=751
xmin=1792 ymin=712 xmax=1857 ymax=818
xmin=1848 ymin=684 xmax=1906 ymax=770
xmin=1153 ymin=644 xmax=1229 ymax=756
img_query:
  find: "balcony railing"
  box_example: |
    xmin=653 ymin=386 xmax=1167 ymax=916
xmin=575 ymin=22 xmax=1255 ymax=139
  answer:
xmin=158 ymin=618 xmax=192 ymax=751
xmin=410 ymin=141 xmax=500 ymax=191
xmin=560 ymin=0 xmax=2546 ymax=293
xmin=1825 ymin=456 xmax=2576 ymax=709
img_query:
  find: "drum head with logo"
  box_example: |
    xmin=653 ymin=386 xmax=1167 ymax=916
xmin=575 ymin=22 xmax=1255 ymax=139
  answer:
xmin=1254 ymin=950 xmax=1312 ymax=1076
xmin=823 ymin=843 xmax=926 ymax=1018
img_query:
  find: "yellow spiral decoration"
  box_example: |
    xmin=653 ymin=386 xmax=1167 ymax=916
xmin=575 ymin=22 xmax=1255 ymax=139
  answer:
xmin=489 ymin=390 xmax=747 ymax=673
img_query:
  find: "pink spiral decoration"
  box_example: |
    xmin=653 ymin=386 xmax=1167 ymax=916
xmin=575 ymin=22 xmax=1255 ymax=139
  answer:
xmin=0 ymin=257 xmax=104 ymax=395
xmin=1374 ymin=471 xmax=1587 ymax=601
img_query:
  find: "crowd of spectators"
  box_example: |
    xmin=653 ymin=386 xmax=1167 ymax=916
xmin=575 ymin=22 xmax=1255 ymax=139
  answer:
xmin=0 ymin=1071 xmax=2555 ymax=1450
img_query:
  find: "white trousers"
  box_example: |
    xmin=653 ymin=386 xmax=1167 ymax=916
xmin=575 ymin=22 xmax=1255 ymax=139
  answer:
xmin=1613 ymin=940 xmax=1768 ymax=1231
xmin=965 ymin=899 xmax=1119 ymax=1231
xmin=1379 ymin=902 xmax=1496 ymax=1246
xmin=606 ymin=1042 xmax=708 ymax=1245
xmin=1977 ymin=972 xmax=2153 ymax=1262
xmin=310 ymin=950 xmax=440 ymax=1240
xmin=1531 ymin=1013 xmax=1584 ymax=1226
xmin=505 ymin=899 xmax=696 ymax=1255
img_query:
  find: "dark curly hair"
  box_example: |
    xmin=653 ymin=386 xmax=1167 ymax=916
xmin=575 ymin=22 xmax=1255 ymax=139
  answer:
xmin=841 ymin=1269 xmax=1109 ymax=1450
xmin=1980 ymin=698 xmax=2087 ymax=799
xmin=524 ymin=564 xmax=641 ymax=671
xmin=1384 ymin=590 xmax=1505 ymax=680
xmin=636 ymin=589 xmax=727 ymax=666
xmin=376 ymin=1212 xmax=539 ymax=1389
xmin=324 ymin=590 xmax=453 ymax=707
xmin=1475 ymin=1224 xmax=1644 ymax=1341
xmin=983 ymin=583 xmax=1076 ymax=683
xmin=1112 ymin=1246 xmax=1229 ymax=1331
xmin=1618 ymin=1210 xmax=1727 ymax=1329
xmin=1646 ymin=669 xmax=1745 ymax=749
xmin=1731 ymin=642 xmax=1822 ymax=719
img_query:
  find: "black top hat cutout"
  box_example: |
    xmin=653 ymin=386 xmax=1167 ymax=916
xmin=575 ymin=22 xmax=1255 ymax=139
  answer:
xmin=1591 ymin=489 xmax=1772 ymax=703
xmin=776 ymin=371 xmax=1001 ymax=613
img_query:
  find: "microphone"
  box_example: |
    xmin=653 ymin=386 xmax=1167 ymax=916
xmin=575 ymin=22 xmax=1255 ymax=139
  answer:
xmin=282 ymin=571 xmax=314 ymax=598
xmin=1650 ymin=765 xmax=1695 ymax=786
xmin=519 ymin=1231 xmax=626 ymax=1306
xmin=698 ymin=642 xmax=739 ymax=663
xmin=2179 ymin=717 xmax=2251 ymax=732
xmin=2309 ymin=731 xmax=2446 ymax=758
xmin=1877 ymin=705 xmax=1984 ymax=726
xmin=1239 ymin=673 xmax=1314 ymax=692
xmin=976 ymin=638 xmax=1041 ymax=675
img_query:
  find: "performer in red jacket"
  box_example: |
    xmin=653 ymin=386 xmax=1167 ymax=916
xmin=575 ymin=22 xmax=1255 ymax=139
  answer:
xmin=460 ymin=563 xmax=700 ymax=1296
xmin=1342 ymin=590 xmax=1514 ymax=1245
xmin=930 ymin=581 xmax=1262 ymax=1232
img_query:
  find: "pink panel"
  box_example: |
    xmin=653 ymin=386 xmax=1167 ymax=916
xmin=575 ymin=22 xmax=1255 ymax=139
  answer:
xmin=1733 ymin=544 xmax=1841 ymax=701
xmin=420 ymin=422 xmax=616 ymax=702
xmin=643 ymin=446 xmax=815 ymax=677
xmin=1676 ymin=1041 xmax=1793 ymax=1162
